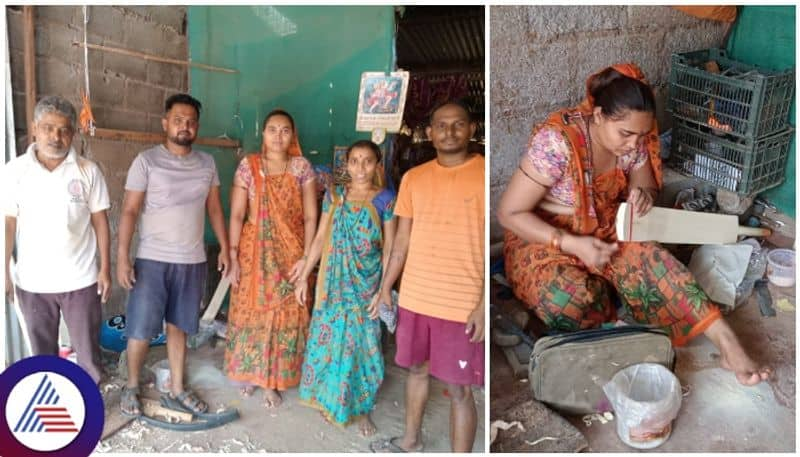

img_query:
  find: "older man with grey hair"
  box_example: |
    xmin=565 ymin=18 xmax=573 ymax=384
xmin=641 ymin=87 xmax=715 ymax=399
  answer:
xmin=3 ymin=95 xmax=111 ymax=384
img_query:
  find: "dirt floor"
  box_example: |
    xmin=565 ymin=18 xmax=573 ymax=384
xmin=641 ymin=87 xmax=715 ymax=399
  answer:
xmin=96 ymin=338 xmax=485 ymax=453
xmin=490 ymin=268 xmax=796 ymax=452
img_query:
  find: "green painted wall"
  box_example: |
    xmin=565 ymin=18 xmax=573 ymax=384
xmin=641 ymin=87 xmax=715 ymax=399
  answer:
xmin=727 ymin=5 xmax=796 ymax=216
xmin=187 ymin=6 xmax=395 ymax=241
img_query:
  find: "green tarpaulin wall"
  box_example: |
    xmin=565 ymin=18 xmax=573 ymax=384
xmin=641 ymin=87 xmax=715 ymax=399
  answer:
xmin=727 ymin=5 xmax=796 ymax=217
xmin=186 ymin=6 xmax=395 ymax=243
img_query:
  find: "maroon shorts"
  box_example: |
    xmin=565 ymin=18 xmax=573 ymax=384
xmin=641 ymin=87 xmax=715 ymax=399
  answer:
xmin=395 ymin=307 xmax=484 ymax=386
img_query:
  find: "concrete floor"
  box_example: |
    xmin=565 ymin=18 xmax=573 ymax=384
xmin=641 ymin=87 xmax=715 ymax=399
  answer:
xmin=98 ymin=338 xmax=485 ymax=453
xmin=490 ymin=278 xmax=795 ymax=452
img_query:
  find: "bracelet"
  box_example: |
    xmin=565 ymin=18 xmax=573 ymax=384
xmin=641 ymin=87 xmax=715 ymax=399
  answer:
xmin=550 ymin=229 xmax=564 ymax=251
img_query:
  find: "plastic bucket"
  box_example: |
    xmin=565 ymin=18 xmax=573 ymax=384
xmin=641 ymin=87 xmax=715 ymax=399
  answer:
xmin=152 ymin=359 xmax=171 ymax=394
xmin=767 ymin=249 xmax=795 ymax=287
xmin=603 ymin=363 xmax=682 ymax=449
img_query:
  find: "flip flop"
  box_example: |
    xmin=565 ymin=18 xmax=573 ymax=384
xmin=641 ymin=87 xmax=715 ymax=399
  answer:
xmin=369 ymin=437 xmax=423 ymax=453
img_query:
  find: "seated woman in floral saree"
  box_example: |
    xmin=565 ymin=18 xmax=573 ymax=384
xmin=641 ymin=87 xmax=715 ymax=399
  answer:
xmin=497 ymin=63 xmax=770 ymax=386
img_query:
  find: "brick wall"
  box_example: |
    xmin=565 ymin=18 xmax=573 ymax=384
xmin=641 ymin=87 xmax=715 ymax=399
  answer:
xmin=7 ymin=6 xmax=188 ymax=315
xmin=489 ymin=6 xmax=730 ymax=240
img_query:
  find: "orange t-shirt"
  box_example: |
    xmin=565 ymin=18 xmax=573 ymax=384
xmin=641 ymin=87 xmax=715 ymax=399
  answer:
xmin=394 ymin=155 xmax=485 ymax=323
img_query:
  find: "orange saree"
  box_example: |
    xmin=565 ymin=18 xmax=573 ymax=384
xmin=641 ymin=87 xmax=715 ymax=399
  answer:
xmin=224 ymin=154 xmax=313 ymax=390
xmin=503 ymin=64 xmax=721 ymax=347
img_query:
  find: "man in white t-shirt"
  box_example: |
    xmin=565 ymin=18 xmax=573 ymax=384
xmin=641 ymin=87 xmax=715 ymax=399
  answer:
xmin=3 ymin=95 xmax=111 ymax=384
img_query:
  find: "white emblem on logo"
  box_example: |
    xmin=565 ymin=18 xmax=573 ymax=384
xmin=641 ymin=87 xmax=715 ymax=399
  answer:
xmin=6 ymin=372 xmax=86 ymax=451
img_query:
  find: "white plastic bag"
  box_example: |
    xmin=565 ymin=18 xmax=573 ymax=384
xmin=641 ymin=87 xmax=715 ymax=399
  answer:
xmin=602 ymin=363 xmax=682 ymax=449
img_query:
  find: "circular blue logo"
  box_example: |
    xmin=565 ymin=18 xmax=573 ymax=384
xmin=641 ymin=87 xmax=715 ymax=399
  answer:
xmin=0 ymin=356 xmax=104 ymax=457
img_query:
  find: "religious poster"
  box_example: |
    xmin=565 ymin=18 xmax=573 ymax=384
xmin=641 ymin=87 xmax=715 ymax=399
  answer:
xmin=356 ymin=71 xmax=410 ymax=133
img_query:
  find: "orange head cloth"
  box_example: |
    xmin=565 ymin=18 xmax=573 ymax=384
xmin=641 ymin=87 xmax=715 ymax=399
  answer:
xmin=577 ymin=63 xmax=647 ymax=114
xmin=288 ymin=128 xmax=303 ymax=157
xmin=285 ymin=128 xmax=303 ymax=157
xmin=577 ymin=63 xmax=662 ymax=188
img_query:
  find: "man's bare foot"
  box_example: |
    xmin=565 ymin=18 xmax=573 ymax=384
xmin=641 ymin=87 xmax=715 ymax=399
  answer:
xmin=357 ymin=415 xmax=376 ymax=437
xmin=240 ymin=385 xmax=255 ymax=397
xmin=705 ymin=318 xmax=771 ymax=386
xmin=263 ymin=389 xmax=282 ymax=408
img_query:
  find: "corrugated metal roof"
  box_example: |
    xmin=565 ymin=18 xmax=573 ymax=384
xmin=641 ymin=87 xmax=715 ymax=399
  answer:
xmin=396 ymin=6 xmax=484 ymax=73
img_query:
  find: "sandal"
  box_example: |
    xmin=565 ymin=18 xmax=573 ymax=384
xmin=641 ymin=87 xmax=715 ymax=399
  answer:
xmin=165 ymin=390 xmax=208 ymax=414
xmin=120 ymin=385 xmax=142 ymax=417
xmin=369 ymin=437 xmax=423 ymax=453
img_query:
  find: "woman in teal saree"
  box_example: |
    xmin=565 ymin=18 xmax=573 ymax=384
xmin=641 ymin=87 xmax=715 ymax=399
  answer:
xmin=294 ymin=140 xmax=396 ymax=436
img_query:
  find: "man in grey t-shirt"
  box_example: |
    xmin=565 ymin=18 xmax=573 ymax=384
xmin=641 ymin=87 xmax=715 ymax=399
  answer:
xmin=117 ymin=93 xmax=229 ymax=416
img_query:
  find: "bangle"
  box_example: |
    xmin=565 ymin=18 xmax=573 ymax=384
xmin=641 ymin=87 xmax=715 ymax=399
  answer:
xmin=550 ymin=229 xmax=564 ymax=251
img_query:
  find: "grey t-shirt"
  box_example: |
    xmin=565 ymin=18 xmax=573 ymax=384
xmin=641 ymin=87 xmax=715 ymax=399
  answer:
xmin=125 ymin=145 xmax=220 ymax=264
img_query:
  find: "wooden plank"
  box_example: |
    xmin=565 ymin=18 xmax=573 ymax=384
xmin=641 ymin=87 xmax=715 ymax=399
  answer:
xmin=90 ymin=128 xmax=240 ymax=148
xmin=201 ymin=275 xmax=230 ymax=323
xmin=23 ymin=6 xmax=36 ymax=144
xmin=615 ymin=202 xmax=771 ymax=245
xmin=72 ymin=41 xmax=237 ymax=74
xmin=140 ymin=398 xmax=193 ymax=422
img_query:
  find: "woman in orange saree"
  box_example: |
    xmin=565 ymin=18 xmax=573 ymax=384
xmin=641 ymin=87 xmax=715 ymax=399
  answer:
xmin=497 ymin=64 xmax=770 ymax=386
xmin=225 ymin=109 xmax=318 ymax=407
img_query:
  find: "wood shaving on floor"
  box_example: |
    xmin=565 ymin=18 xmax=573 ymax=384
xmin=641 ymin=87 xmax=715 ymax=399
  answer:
xmin=582 ymin=412 xmax=614 ymax=427
xmin=490 ymin=419 xmax=525 ymax=444
xmin=525 ymin=436 xmax=560 ymax=446
xmin=102 ymin=383 xmax=120 ymax=394
xmin=161 ymin=440 xmax=180 ymax=452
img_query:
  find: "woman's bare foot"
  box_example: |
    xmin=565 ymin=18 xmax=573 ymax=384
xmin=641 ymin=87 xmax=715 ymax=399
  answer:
xmin=263 ymin=389 xmax=282 ymax=408
xmin=240 ymin=385 xmax=255 ymax=397
xmin=319 ymin=410 xmax=333 ymax=425
xmin=704 ymin=318 xmax=771 ymax=386
xmin=357 ymin=414 xmax=377 ymax=437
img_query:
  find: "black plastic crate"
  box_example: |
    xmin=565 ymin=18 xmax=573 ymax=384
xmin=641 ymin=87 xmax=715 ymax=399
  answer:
xmin=669 ymin=48 xmax=795 ymax=140
xmin=668 ymin=120 xmax=794 ymax=196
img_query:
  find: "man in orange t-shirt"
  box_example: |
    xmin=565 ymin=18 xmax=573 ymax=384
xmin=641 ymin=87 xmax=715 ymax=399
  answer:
xmin=369 ymin=100 xmax=485 ymax=453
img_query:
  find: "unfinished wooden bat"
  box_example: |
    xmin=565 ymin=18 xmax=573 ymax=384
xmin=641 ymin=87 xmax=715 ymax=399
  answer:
xmin=200 ymin=275 xmax=231 ymax=324
xmin=615 ymin=202 xmax=770 ymax=245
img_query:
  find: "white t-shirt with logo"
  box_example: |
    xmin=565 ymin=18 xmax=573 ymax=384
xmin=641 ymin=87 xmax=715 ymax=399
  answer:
xmin=3 ymin=145 xmax=110 ymax=293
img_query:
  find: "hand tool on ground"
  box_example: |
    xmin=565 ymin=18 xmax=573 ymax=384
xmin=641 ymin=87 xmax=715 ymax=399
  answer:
xmin=754 ymin=279 xmax=776 ymax=317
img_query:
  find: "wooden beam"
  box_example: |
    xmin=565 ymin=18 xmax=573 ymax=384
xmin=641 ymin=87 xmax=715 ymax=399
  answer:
xmin=23 ymin=6 xmax=36 ymax=144
xmin=73 ymin=41 xmax=238 ymax=74
xmin=91 ymin=128 xmax=240 ymax=149
xmin=403 ymin=63 xmax=484 ymax=75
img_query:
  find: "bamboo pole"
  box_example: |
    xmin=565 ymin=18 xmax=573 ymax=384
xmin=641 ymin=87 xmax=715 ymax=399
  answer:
xmin=91 ymin=128 xmax=240 ymax=148
xmin=72 ymin=41 xmax=238 ymax=74
xmin=23 ymin=6 xmax=36 ymax=144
